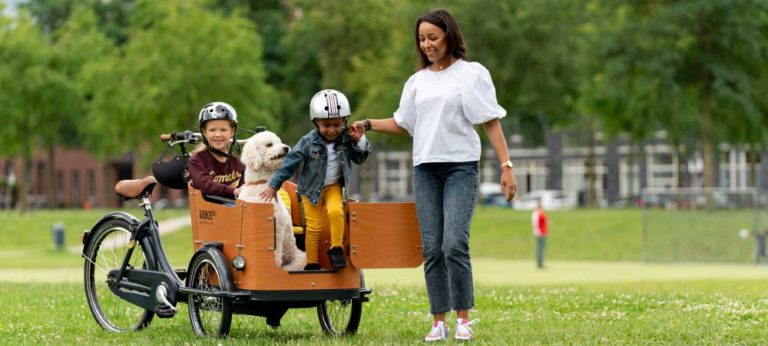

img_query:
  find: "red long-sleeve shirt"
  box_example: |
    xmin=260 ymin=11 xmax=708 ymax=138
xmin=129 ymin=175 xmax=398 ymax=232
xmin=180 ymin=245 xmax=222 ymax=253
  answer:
xmin=188 ymin=150 xmax=244 ymax=198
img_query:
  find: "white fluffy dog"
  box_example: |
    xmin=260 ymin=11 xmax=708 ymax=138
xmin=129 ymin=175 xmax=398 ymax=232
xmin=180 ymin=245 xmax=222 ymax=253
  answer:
xmin=238 ymin=130 xmax=306 ymax=271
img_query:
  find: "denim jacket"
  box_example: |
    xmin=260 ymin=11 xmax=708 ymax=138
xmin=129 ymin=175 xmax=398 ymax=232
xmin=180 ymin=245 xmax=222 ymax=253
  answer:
xmin=268 ymin=129 xmax=372 ymax=205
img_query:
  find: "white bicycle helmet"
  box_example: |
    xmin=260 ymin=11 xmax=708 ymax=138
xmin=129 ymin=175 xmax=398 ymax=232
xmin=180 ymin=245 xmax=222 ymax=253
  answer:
xmin=198 ymin=101 xmax=238 ymax=127
xmin=309 ymin=89 xmax=351 ymax=120
xmin=197 ymin=101 xmax=238 ymax=155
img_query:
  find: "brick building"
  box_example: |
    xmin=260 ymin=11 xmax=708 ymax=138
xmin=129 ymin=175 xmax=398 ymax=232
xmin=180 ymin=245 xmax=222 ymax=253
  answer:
xmin=0 ymin=148 xmax=185 ymax=208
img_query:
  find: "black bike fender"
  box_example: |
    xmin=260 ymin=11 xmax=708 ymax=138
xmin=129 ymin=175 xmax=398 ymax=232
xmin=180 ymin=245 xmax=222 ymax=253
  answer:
xmin=82 ymin=212 xmax=140 ymax=257
xmin=186 ymin=245 xmax=234 ymax=289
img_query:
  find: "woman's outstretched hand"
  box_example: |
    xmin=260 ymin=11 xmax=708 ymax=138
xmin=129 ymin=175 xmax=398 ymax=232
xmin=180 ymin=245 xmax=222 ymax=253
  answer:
xmin=350 ymin=120 xmax=367 ymax=137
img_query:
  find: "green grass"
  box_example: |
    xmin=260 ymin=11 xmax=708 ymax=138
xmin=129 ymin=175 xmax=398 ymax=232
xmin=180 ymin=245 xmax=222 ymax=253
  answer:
xmin=2 ymin=279 xmax=768 ymax=345
xmin=3 ymin=207 xmax=768 ymax=344
xmin=472 ymin=207 xmax=765 ymax=262
xmin=472 ymin=208 xmax=644 ymax=261
xmin=1 ymin=206 xmax=763 ymax=269
xmin=643 ymin=209 xmax=759 ymax=262
xmin=0 ymin=208 xmax=187 ymax=268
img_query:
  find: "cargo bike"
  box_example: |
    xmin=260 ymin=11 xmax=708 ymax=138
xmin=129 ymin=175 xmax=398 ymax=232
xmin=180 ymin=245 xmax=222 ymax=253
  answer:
xmin=81 ymin=130 xmax=423 ymax=337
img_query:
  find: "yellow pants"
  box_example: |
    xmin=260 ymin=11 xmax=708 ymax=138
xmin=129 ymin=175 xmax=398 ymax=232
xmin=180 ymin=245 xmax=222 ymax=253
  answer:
xmin=301 ymin=183 xmax=344 ymax=264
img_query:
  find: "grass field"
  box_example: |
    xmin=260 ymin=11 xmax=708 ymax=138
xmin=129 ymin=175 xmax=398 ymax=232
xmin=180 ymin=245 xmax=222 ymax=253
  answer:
xmin=2 ymin=207 xmax=768 ymax=344
xmin=2 ymin=206 xmax=763 ymax=269
xmin=3 ymin=279 xmax=768 ymax=345
xmin=472 ymin=206 xmax=764 ymax=263
xmin=0 ymin=208 xmax=186 ymax=268
xmin=643 ymin=209 xmax=761 ymax=262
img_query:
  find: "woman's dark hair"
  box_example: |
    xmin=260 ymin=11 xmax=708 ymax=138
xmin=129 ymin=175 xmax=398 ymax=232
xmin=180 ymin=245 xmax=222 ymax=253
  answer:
xmin=415 ymin=9 xmax=467 ymax=69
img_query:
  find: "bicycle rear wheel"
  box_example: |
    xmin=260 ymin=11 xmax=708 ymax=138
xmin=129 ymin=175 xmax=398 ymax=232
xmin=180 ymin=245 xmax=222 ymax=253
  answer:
xmin=187 ymin=249 xmax=233 ymax=338
xmin=83 ymin=219 xmax=154 ymax=332
xmin=317 ymin=298 xmax=363 ymax=335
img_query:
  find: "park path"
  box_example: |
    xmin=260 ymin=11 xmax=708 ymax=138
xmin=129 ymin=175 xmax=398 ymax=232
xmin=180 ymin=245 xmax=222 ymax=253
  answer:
xmin=3 ymin=259 xmax=768 ymax=285
xmin=66 ymin=215 xmax=191 ymax=254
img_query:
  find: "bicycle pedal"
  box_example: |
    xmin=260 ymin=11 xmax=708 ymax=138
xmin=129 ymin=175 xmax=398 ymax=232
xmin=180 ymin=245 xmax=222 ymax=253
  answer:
xmin=155 ymin=305 xmax=177 ymax=318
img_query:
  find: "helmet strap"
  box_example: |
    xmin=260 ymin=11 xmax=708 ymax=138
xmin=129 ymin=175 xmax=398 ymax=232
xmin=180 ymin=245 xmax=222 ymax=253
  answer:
xmin=208 ymin=147 xmax=231 ymax=158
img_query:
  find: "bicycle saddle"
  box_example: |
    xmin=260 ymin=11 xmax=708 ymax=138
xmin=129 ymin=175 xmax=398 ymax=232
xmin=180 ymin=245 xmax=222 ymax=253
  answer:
xmin=115 ymin=176 xmax=157 ymax=199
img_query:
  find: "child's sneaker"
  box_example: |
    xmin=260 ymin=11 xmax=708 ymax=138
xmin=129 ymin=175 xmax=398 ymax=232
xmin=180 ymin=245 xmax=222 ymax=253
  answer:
xmin=326 ymin=247 xmax=347 ymax=269
xmin=454 ymin=318 xmax=479 ymax=340
xmin=424 ymin=321 xmax=449 ymax=342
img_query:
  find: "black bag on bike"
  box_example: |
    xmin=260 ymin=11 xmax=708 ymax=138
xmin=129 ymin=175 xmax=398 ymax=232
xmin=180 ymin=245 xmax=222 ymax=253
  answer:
xmin=152 ymin=141 xmax=190 ymax=190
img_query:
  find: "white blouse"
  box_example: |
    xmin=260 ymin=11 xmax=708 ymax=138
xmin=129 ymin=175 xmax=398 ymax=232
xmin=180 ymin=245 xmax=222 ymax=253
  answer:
xmin=393 ymin=59 xmax=506 ymax=166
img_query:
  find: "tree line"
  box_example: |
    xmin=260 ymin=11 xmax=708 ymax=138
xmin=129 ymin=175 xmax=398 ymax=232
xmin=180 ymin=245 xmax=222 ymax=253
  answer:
xmin=1 ymin=0 xmax=767 ymax=210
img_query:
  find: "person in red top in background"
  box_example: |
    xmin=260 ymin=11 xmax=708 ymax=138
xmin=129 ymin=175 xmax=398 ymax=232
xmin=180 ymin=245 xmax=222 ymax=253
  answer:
xmin=532 ymin=201 xmax=549 ymax=269
xmin=187 ymin=102 xmax=245 ymax=199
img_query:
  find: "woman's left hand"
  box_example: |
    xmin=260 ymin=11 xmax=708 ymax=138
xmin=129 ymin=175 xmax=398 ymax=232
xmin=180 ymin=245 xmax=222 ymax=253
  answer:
xmin=500 ymin=168 xmax=517 ymax=201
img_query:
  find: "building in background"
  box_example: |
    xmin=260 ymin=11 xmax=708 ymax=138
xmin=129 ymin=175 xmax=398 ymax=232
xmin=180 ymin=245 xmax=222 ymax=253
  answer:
xmin=1 ymin=131 xmax=764 ymax=209
xmin=368 ymin=131 xmax=766 ymax=206
xmin=0 ymin=148 xmax=185 ymax=209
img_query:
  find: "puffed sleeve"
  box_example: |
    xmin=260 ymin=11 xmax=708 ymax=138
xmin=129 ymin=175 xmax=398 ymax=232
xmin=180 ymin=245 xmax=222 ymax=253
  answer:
xmin=392 ymin=74 xmax=418 ymax=136
xmin=460 ymin=62 xmax=507 ymax=124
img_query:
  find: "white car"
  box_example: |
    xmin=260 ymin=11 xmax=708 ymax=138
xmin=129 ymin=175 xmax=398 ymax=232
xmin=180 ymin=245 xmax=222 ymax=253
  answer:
xmin=513 ymin=190 xmax=575 ymax=210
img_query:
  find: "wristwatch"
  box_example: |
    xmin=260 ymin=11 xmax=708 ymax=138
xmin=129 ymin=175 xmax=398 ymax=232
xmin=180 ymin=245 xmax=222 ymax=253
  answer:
xmin=501 ymin=160 xmax=514 ymax=169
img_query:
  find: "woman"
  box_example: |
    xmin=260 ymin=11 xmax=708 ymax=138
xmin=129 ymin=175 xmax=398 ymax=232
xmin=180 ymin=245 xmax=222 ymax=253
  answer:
xmin=351 ymin=8 xmax=516 ymax=342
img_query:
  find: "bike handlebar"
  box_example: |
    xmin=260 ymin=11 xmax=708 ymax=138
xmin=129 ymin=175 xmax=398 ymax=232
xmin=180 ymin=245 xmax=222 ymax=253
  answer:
xmin=160 ymin=130 xmax=249 ymax=145
xmin=160 ymin=131 xmax=203 ymax=144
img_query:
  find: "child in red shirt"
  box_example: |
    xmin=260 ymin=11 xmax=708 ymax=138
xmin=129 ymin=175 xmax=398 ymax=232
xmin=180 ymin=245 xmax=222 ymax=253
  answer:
xmin=187 ymin=102 xmax=244 ymax=198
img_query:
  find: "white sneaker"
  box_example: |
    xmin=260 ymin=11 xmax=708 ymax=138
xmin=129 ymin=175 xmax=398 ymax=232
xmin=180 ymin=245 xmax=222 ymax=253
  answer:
xmin=454 ymin=318 xmax=479 ymax=340
xmin=424 ymin=321 xmax=449 ymax=342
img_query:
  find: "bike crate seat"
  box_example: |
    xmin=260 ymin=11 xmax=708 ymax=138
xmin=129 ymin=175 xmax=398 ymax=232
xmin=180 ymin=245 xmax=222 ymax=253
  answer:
xmin=202 ymin=194 xmax=236 ymax=207
xmin=279 ymin=181 xmax=305 ymax=235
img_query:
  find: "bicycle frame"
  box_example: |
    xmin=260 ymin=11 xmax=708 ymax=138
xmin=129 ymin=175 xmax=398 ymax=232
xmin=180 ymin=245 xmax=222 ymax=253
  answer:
xmin=82 ymin=181 xmax=247 ymax=317
xmin=82 ymin=193 xmax=181 ymax=313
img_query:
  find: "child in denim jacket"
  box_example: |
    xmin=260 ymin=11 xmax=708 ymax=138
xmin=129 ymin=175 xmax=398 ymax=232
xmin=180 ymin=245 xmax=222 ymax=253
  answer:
xmin=260 ymin=89 xmax=371 ymax=270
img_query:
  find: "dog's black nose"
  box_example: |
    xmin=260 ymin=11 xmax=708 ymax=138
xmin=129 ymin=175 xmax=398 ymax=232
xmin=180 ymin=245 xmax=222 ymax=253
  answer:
xmin=282 ymin=146 xmax=289 ymax=153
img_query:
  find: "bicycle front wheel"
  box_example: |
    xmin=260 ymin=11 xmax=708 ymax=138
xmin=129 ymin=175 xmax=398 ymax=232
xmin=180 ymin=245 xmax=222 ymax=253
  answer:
xmin=83 ymin=218 xmax=154 ymax=332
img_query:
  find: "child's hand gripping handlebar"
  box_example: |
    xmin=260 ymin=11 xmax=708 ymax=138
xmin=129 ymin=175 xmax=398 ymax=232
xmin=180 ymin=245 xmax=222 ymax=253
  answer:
xmin=160 ymin=128 xmax=262 ymax=145
xmin=159 ymin=131 xmax=203 ymax=144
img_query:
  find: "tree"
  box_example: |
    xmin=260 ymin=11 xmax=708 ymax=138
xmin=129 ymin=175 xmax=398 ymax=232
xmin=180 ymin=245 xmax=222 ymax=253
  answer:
xmin=455 ymin=0 xmax=588 ymax=146
xmin=43 ymin=5 xmax=116 ymax=207
xmin=277 ymin=0 xmax=396 ymax=143
xmin=0 ymin=12 xmax=79 ymax=212
xmin=81 ymin=0 xmax=278 ymax=166
xmin=587 ymin=0 xmax=768 ymax=188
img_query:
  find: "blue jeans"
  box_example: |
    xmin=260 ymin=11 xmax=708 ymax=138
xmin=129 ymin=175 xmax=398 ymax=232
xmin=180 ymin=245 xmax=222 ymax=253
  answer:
xmin=413 ymin=161 xmax=479 ymax=314
xmin=536 ymin=236 xmax=547 ymax=268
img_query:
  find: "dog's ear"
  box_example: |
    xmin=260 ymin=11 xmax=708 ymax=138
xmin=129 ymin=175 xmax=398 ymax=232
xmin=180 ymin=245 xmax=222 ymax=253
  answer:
xmin=240 ymin=142 xmax=251 ymax=165
xmin=241 ymin=140 xmax=261 ymax=169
